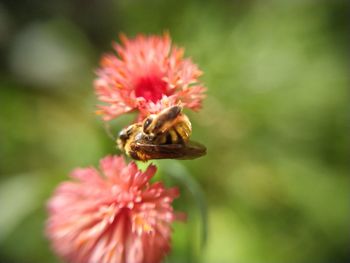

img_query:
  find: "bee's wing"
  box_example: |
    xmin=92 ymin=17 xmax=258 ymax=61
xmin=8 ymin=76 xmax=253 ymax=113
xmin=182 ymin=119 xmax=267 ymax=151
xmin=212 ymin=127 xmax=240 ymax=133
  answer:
xmin=130 ymin=141 xmax=206 ymax=160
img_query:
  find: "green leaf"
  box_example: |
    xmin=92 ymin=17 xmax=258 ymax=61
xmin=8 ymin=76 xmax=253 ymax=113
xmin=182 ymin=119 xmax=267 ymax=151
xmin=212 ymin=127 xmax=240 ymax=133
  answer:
xmin=159 ymin=160 xmax=208 ymax=248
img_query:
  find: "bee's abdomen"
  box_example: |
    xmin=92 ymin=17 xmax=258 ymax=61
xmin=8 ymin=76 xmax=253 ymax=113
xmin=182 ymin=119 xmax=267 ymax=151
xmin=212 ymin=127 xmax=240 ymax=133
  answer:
xmin=151 ymin=118 xmax=192 ymax=145
xmin=168 ymin=129 xmax=182 ymax=144
xmin=164 ymin=124 xmax=191 ymax=144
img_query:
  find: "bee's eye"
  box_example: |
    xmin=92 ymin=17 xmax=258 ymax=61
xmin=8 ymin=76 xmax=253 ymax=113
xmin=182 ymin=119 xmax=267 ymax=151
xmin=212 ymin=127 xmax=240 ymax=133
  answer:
xmin=118 ymin=125 xmax=134 ymax=140
xmin=118 ymin=129 xmax=128 ymax=140
xmin=126 ymin=126 xmax=134 ymax=136
xmin=143 ymin=117 xmax=153 ymax=131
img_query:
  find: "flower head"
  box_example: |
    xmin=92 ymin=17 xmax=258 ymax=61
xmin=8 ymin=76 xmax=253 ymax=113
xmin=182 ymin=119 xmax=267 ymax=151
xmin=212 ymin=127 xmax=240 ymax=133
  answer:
xmin=95 ymin=33 xmax=206 ymax=121
xmin=46 ymin=155 xmax=183 ymax=263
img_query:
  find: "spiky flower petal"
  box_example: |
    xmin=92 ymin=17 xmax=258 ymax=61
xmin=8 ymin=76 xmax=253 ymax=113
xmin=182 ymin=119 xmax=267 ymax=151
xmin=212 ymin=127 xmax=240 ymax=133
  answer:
xmin=95 ymin=33 xmax=206 ymax=121
xmin=46 ymin=155 xmax=183 ymax=263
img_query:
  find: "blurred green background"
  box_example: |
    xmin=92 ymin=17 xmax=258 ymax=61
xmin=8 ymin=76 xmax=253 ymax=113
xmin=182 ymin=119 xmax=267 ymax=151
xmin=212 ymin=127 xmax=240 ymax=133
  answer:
xmin=0 ymin=0 xmax=348 ymax=262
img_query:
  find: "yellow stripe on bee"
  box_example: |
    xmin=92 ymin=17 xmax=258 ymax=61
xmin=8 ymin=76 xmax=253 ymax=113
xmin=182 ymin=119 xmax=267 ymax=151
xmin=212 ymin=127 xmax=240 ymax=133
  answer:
xmin=175 ymin=123 xmax=191 ymax=142
xmin=169 ymin=129 xmax=179 ymax=143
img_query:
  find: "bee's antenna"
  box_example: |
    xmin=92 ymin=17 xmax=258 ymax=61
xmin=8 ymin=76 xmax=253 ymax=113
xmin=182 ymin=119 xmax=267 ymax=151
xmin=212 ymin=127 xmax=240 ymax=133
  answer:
xmin=176 ymin=100 xmax=182 ymax=106
xmin=103 ymin=122 xmax=116 ymax=141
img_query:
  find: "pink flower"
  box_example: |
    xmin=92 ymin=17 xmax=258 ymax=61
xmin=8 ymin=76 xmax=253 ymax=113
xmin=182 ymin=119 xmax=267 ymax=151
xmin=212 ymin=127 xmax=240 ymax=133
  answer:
xmin=95 ymin=33 xmax=206 ymax=121
xmin=46 ymin=155 xmax=184 ymax=263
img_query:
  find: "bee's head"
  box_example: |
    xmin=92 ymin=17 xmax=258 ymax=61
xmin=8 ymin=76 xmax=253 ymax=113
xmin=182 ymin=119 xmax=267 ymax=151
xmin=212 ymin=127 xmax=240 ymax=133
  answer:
xmin=143 ymin=105 xmax=182 ymax=135
xmin=117 ymin=124 xmax=140 ymax=150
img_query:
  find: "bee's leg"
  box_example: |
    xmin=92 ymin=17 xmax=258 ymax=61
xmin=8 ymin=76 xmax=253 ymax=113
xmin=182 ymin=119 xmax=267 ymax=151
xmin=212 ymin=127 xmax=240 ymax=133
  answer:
xmin=166 ymin=106 xmax=182 ymax=119
xmin=129 ymin=145 xmax=150 ymax=162
xmin=153 ymin=106 xmax=182 ymax=134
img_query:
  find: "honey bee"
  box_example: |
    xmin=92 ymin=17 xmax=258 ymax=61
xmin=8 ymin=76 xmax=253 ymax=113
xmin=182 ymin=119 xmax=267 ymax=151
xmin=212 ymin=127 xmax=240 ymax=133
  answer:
xmin=117 ymin=105 xmax=206 ymax=161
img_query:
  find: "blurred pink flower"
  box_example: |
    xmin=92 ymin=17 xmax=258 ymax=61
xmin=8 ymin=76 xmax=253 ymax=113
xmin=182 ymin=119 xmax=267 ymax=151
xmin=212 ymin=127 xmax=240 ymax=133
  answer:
xmin=95 ymin=33 xmax=206 ymax=121
xmin=46 ymin=155 xmax=184 ymax=263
